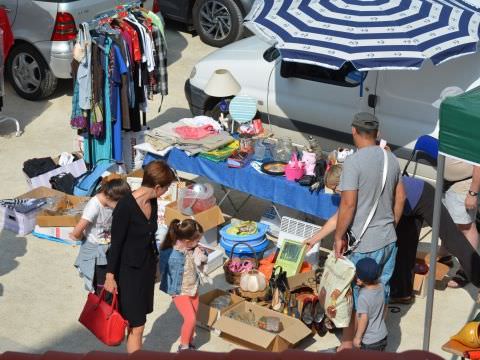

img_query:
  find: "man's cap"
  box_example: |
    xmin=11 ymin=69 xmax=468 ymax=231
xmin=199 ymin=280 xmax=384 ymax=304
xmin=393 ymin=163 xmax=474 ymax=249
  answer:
xmin=352 ymin=112 xmax=379 ymax=131
xmin=356 ymin=257 xmax=380 ymax=282
xmin=432 ymin=86 xmax=464 ymax=109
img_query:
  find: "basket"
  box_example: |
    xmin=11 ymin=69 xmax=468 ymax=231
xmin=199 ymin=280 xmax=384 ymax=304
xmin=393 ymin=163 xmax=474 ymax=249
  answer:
xmin=233 ymin=287 xmax=269 ymax=301
xmin=223 ymin=242 xmax=259 ymax=285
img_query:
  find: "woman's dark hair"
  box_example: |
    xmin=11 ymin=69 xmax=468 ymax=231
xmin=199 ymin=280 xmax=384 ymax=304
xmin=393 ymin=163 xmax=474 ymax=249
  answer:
xmin=142 ymin=160 xmax=175 ymax=188
xmin=162 ymin=219 xmax=204 ymax=249
xmin=100 ymin=178 xmax=131 ymax=201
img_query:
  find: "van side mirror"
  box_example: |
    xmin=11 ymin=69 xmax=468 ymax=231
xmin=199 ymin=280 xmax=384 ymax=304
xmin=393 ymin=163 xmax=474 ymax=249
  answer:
xmin=368 ymin=94 xmax=378 ymax=108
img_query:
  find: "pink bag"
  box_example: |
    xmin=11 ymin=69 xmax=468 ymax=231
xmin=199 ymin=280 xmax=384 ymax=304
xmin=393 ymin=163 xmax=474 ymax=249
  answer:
xmin=285 ymin=153 xmax=305 ymax=181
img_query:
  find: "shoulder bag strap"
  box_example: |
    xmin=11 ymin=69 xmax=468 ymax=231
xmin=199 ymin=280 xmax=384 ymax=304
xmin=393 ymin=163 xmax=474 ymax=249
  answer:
xmin=357 ymin=148 xmax=389 ymax=239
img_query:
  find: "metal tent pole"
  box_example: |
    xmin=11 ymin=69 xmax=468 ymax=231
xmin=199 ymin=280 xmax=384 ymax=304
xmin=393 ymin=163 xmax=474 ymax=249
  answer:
xmin=422 ymin=154 xmax=445 ymax=351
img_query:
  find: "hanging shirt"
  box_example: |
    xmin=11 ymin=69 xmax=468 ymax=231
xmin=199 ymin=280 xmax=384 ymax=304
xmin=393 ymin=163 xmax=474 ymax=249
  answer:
xmin=111 ymin=44 xmax=128 ymax=162
xmin=151 ymin=25 xmax=168 ymax=96
xmin=119 ymin=21 xmax=142 ymax=62
xmin=77 ymin=23 xmax=92 ymax=110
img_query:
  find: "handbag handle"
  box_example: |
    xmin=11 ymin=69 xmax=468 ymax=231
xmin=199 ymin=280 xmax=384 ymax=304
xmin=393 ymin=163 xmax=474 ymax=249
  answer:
xmin=229 ymin=242 xmax=258 ymax=268
xmin=97 ymin=289 xmax=119 ymax=318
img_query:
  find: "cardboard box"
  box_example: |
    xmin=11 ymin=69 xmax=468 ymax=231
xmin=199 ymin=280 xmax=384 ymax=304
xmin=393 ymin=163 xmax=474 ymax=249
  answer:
xmin=165 ymin=202 xmax=225 ymax=231
xmin=36 ymin=194 xmax=89 ymax=227
xmin=214 ymin=301 xmax=312 ymax=352
xmin=24 ymin=153 xmax=87 ymax=190
xmin=0 ymin=187 xmax=67 ymax=236
xmin=287 ymin=270 xmax=317 ymax=294
xmin=197 ymin=289 xmax=243 ymax=328
xmin=413 ymin=251 xmax=450 ymax=298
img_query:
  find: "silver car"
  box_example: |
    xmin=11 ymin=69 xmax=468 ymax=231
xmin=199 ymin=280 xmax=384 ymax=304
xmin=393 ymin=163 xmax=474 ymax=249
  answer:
xmin=0 ymin=0 xmax=153 ymax=100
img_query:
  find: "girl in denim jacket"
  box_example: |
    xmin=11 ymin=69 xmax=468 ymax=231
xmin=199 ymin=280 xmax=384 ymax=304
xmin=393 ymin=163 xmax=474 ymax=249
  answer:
xmin=159 ymin=219 xmax=208 ymax=352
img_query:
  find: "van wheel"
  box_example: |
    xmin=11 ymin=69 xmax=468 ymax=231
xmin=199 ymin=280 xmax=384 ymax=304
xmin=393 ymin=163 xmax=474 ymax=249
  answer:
xmin=192 ymin=0 xmax=244 ymax=47
xmin=6 ymin=43 xmax=58 ymax=100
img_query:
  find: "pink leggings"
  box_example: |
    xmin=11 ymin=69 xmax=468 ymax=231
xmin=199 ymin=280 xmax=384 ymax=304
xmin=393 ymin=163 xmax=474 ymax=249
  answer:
xmin=173 ymin=294 xmax=199 ymax=346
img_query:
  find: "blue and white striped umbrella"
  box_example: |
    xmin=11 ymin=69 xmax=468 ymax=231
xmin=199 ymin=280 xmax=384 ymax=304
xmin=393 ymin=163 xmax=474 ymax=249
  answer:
xmin=244 ymin=0 xmax=480 ymax=70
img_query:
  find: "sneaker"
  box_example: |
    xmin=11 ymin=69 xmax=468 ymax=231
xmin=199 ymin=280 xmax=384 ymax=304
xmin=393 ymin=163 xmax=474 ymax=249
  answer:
xmin=189 ymin=344 xmax=196 ymax=350
xmin=177 ymin=345 xmax=189 ymax=353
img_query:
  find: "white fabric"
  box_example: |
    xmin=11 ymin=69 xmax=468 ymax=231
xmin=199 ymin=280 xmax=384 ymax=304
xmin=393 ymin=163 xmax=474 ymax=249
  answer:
xmin=58 ymin=152 xmax=75 ymax=166
xmin=180 ymin=116 xmax=223 ymax=132
xmin=82 ymin=196 xmax=113 ymax=245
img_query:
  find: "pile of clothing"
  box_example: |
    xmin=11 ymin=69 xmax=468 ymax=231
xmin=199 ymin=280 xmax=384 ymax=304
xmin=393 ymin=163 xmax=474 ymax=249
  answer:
xmin=146 ymin=116 xmax=235 ymax=155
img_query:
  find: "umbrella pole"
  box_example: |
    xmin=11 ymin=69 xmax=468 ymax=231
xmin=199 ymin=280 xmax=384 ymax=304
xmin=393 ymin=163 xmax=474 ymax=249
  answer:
xmin=422 ymin=154 xmax=445 ymax=351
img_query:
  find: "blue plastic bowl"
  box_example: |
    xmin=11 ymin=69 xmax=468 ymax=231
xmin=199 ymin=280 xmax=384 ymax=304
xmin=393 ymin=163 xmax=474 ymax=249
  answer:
xmin=219 ymin=222 xmax=269 ymax=243
xmin=220 ymin=236 xmax=267 ymax=249
xmin=220 ymin=237 xmax=270 ymax=259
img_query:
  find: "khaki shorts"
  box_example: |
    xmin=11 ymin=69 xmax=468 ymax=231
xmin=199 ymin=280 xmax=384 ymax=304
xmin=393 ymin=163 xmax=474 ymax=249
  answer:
xmin=443 ymin=189 xmax=477 ymax=225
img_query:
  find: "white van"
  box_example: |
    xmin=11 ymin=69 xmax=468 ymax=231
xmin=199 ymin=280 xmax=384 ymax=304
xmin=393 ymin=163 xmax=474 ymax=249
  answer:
xmin=184 ymin=35 xmax=480 ymax=176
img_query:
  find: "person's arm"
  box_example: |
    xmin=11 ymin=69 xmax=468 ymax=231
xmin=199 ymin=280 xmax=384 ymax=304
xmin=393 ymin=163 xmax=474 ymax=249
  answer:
xmin=69 ymin=219 xmax=90 ymax=241
xmin=305 ymin=211 xmax=338 ymax=250
xmin=354 ymin=313 xmax=369 ymax=348
xmin=466 ymin=166 xmax=480 ymax=210
xmin=393 ymin=180 xmax=406 ymax=227
xmin=334 ymin=190 xmax=357 ymax=258
xmin=105 ymin=201 xmax=130 ymax=293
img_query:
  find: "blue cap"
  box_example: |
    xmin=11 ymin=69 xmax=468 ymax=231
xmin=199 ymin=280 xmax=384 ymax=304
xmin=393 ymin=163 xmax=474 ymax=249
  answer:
xmin=356 ymin=258 xmax=380 ymax=282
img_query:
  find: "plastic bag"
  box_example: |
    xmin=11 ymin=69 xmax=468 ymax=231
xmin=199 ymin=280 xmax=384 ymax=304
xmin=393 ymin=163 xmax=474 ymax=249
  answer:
xmin=317 ymin=253 xmax=355 ymax=328
xmin=210 ymin=295 xmax=232 ymax=311
xmin=258 ymin=316 xmax=283 ymax=333
xmin=177 ymin=183 xmax=216 ymax=215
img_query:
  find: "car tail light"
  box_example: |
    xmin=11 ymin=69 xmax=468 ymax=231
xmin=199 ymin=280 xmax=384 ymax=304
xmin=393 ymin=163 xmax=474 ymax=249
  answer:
xmin=153 ymin=0 xmax=160 ymax=14
xmin=51 ymin=12 xmax=77 ymax=41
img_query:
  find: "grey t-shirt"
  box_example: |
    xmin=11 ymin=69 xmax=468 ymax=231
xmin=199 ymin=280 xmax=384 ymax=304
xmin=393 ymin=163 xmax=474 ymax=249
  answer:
xmin=357 ymin=285 xmax=388 ymax=345
xmin=338 ymin=146 xmax=400 ymax=253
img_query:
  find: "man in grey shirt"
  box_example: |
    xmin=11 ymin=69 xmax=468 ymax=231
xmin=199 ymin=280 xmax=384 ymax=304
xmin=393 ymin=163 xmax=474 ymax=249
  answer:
xmin=334 ymin=113 xmax=405 ymax=351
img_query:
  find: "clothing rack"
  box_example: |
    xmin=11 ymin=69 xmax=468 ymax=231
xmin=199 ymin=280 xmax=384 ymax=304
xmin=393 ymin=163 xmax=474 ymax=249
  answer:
xmin=72 ymin=1 xmax=167 ymax=170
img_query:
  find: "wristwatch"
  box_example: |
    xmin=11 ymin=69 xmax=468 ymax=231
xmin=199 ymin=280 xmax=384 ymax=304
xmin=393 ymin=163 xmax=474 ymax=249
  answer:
xmin=468 ymin=190 xmax=478 ymax=197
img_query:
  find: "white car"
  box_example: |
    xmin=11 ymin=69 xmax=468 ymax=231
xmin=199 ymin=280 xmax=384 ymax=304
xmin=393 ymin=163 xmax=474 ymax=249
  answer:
xmin=185 ymin=35 xmax=480 ymax=166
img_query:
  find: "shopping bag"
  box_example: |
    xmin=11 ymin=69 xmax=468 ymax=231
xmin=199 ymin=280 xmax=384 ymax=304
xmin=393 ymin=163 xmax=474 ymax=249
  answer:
xmin=317 ymin=253 xmax=355 ymax=328
xmin=78 ymin=290 xmax=128 ymax=346
xmin=73 ymin=159 xmax=116 ymax=196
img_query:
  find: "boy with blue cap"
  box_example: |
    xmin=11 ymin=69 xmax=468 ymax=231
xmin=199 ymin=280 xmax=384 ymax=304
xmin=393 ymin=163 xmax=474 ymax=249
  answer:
xmin=353 ymin=257 xmax=388 ymax=351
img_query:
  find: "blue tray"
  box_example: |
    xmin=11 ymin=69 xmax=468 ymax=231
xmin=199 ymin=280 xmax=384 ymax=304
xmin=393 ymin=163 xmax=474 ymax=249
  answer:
xmin=219 ymin=222 xmax=269 ymax=243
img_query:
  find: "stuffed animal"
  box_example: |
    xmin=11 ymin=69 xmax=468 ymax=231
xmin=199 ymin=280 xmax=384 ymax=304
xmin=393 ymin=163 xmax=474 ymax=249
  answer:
xmin=302 ymin=151 xmax=317 ymax=176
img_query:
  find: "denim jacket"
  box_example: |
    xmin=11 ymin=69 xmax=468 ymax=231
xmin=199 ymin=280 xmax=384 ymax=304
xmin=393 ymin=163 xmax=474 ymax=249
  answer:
xmin=159 ymin=248 xmax=186 ymax=296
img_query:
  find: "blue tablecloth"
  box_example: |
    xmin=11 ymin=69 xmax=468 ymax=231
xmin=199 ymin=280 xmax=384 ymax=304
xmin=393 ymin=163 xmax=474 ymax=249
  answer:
xmin=143 ymin=148 xmax=339 ymax=220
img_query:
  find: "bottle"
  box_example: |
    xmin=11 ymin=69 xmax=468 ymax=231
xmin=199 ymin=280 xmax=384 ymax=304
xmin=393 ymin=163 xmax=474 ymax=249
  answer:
xmin=253 ymin=140 xmax=266 ymax=161
xmin=308 ymin=135 xmax=323 ymax=159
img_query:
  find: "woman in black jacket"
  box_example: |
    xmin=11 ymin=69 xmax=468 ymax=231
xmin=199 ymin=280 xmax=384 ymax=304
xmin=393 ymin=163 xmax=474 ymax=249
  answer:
xmin=104 ymin=160 xmax=175 ymax=353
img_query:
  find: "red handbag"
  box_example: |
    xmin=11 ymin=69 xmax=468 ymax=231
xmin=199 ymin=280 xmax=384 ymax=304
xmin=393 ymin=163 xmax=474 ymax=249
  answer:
xmin=78 ymin=290 xmax=128 ymax=346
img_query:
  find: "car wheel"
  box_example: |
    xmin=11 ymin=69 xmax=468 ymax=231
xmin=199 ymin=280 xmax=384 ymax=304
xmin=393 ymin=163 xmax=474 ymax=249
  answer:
xmin=192 ymin=0 xmax=244 ymax=47
xmin=6 ymin=43 xmax=58 ymax=100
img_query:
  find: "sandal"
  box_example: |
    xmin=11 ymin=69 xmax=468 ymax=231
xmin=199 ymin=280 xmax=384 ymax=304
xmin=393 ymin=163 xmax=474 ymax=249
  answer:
xmin=438 ymin=255 xmax=454 ymax=267
xmin=448 ymin=269 xmax=469 ymax=288
xmin=389 ymin=296 xmax=414 ymax=305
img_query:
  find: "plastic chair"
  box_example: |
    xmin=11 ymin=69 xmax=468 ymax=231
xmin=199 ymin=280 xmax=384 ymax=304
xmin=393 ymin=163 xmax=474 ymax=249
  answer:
xmin=402 ymin=135 xmax=439 ymax=177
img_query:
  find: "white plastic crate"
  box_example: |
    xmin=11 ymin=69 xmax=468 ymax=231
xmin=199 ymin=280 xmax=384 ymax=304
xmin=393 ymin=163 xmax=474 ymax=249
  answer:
xmin=0 ymin=206 xmax=39 ymax=236
xmin=278 ymin=216 xmax=322 ymax=266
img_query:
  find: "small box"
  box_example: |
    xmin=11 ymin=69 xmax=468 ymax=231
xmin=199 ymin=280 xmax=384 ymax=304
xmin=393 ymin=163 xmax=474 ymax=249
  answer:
xmin=413 ymin=251 xmax=450 ymax=298
xmin=214 ymin=301 xmax=312 ymax=352
xmin=165 ymin=202 xmax=225 ymax=232
xmin=199 ymin=243 xmax=225 ymax=274
xmin=32 ymin=225 xmax=81 ymax=245
xmin=0 ymin=187 xmax=66 ymax=236
xmin=197 ymin=289 xmax=243 ymax=328
xmin=36 ymin=194 xmax=90 ymax=227
xmin=24 ymin=153 xmax=87 ymax=190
